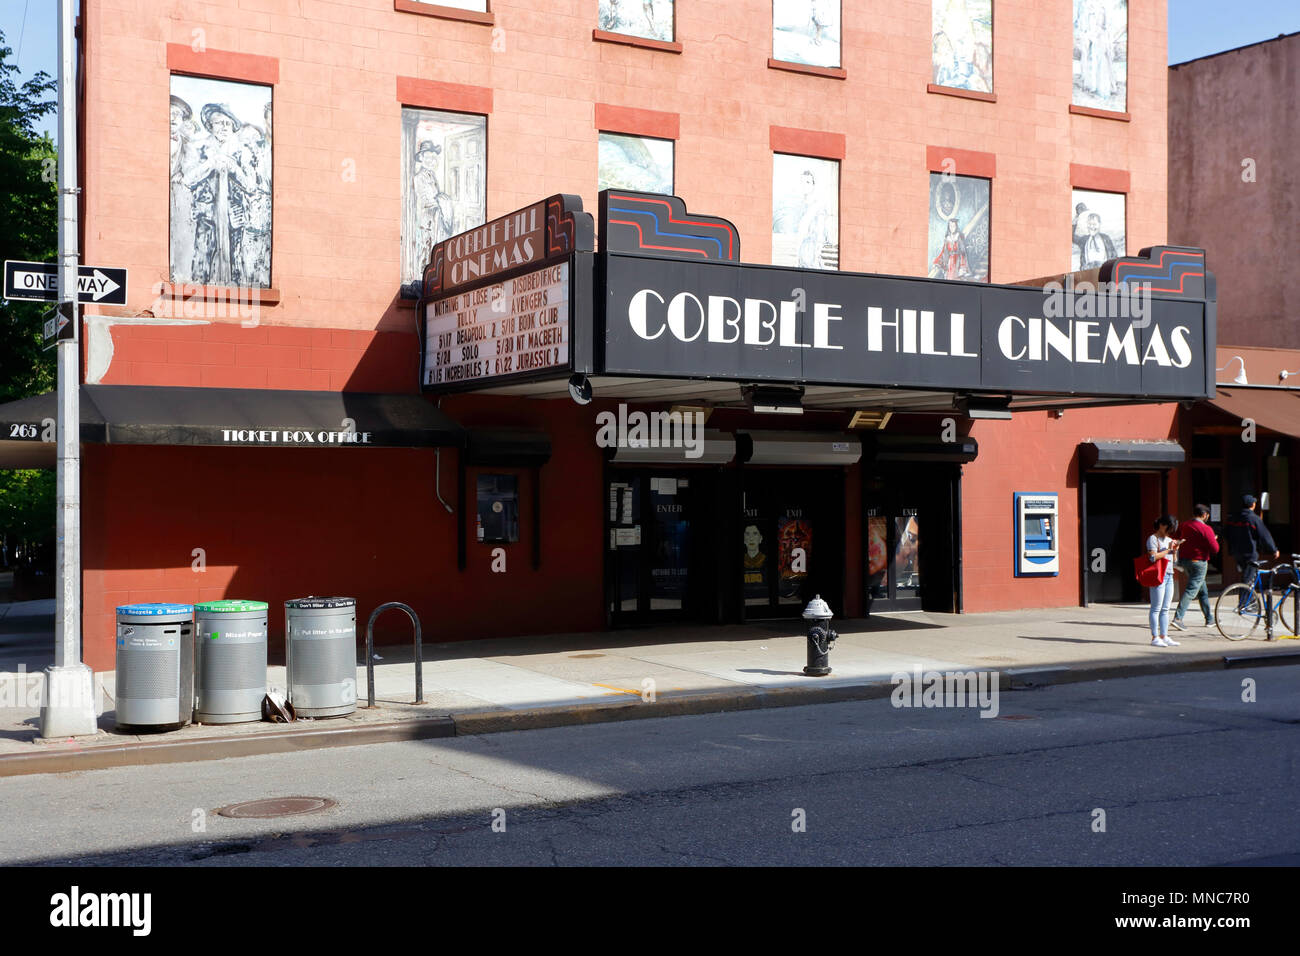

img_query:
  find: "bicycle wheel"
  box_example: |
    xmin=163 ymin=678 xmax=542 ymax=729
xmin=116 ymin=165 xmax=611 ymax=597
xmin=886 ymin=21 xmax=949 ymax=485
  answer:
xmin=1216 ymin=584 xmax=1263 ymax=640
xmin=1277 ymin=587 xmax=1298 ymax=637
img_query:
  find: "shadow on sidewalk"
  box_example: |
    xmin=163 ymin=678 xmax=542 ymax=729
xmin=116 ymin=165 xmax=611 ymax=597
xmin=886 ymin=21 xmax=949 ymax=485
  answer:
xmin=1017 ymin=635 xmax=1143 ymax=646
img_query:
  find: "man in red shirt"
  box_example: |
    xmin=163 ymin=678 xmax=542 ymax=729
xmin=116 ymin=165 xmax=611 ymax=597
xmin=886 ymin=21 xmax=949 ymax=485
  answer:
xmin=1172 ymin=503 xmax=1220 ymax=629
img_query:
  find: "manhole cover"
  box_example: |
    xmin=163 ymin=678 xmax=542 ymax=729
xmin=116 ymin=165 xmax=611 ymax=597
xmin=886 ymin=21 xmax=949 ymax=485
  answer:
xmin=568 ymin=653 xmax=605 ymax=659
xmin=216 ymin=797 xmax=337 ymax=819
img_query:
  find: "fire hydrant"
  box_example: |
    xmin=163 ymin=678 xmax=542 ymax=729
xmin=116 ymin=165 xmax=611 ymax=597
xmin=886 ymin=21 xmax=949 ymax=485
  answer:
xmin=802 ymin=595 xmax=837 ymax=677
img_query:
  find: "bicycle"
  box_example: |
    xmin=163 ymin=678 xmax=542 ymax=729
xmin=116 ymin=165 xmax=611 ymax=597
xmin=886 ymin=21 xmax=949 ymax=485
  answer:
xmin=1214 ymin=554 xmax=1300 ymax=641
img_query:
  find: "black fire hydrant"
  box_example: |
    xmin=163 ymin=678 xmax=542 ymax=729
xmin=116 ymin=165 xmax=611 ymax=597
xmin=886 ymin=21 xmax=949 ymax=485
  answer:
xmin=802 ymin=595 xmax=836 ymax=677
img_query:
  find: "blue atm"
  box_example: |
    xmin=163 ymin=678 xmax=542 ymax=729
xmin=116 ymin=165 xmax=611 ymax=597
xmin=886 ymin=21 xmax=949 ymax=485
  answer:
xmin=1014 ymin=492 xmax=1059 ymax=576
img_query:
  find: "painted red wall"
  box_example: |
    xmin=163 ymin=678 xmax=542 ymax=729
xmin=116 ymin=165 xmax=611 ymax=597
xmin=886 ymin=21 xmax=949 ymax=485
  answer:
xmin=85 ymin=323 xmax=418 ymax=393
xmin=960 ymin=403 xmax=1181 ymax=612
xmin=79 ymin=394 xmax=606 ymax=671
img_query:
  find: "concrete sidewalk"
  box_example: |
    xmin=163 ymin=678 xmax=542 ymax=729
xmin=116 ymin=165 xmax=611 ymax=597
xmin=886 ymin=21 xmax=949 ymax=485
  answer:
xmin=2 ymin=601 xmax=1297 ymax=776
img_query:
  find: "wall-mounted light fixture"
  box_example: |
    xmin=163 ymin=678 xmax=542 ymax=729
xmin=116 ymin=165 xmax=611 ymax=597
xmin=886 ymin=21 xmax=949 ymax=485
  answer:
xmin=567 ymin=373 xmax=592 ymax=405
xmin=668 ymin=404 xmax=712 ymax=423
xmin=1280 ymin=369 xmax=1300 ymax=383
xmin=958 ymin=395 xmax=1013 ymax=420
xmin=1215 ymin=356 xmax=1248 ymax=385
xmin=744 ymin=385 xmax=804 ymax=415
xmin=848 ymin=410 xmax=892 ymax=430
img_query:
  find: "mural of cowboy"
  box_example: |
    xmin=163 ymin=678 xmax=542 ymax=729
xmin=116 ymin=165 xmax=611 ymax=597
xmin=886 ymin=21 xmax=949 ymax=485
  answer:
xmin=412 ymin=140 xmax=455 ymax=279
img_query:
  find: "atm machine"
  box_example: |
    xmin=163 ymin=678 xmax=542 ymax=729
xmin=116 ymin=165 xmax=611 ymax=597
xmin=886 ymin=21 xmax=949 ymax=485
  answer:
xmin=1014 ymin=492 xmax=1059 ymax=577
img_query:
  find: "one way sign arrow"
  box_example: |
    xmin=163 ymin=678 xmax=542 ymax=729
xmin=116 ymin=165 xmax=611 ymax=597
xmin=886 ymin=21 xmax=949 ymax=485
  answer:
xmin=80 ymin=269 xmax=121 ymax=302
xmin=3 ymin=260 xmax=128 ymax=306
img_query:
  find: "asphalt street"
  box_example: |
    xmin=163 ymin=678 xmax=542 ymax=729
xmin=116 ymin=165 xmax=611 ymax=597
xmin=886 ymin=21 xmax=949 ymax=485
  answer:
xmin=2 ymin=666 xmax=1298 ymax=866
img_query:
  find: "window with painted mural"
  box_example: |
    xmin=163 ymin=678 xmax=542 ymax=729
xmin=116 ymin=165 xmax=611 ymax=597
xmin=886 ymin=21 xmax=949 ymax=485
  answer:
xmin=400 ymin=108 xmax=487 ymax=298
xmin=1071 ymin=189 xmax=1126 ymax=271
xmin=927 ymin=173 xmax=989 ymax=282
xmin=772 ymin=154 xmax=839 ymax=270
xmin=931 ymin=0 xmax=993 ymax=92
xmin=1073 ymin=0 xmax=1127 ymax=112
xmin=773 ymin=0 xmax=841 ymax=69
xmin=599 ymin=0 xmax=674 ymax=42
xmin=598 ymin=132 xmax=674 ymax=195
xmin=169 ymin=75 xmax=272 ymax=288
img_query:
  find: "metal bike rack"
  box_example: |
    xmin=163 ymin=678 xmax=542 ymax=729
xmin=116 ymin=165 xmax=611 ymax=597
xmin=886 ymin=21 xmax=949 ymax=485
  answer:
xmin=365 ymin=602 xmax=425 ymax=708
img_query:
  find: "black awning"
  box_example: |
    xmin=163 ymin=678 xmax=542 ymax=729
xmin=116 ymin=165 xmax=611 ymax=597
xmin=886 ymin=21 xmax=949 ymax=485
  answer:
xmin=866 ymin=435 xmax=979 ymax=463
xmin=1081 ymin=440 xmax=1185 ymax=470
xmin=0 ymin=385 xmax=464 ymax=467
xmin=464 ymin=429 xmax=552 ymax=467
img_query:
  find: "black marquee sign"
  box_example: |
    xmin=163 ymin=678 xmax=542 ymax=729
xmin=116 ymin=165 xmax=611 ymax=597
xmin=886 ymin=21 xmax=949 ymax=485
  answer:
xmin=421 ymin=190 xmax=1216 ymax=403
xmin=419 ymin=195 xmax=595 ymax=392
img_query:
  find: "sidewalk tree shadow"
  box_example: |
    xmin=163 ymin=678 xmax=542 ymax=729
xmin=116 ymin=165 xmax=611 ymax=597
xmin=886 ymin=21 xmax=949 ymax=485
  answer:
xmin=1016 ymin=635 xmax=1145 ymax=647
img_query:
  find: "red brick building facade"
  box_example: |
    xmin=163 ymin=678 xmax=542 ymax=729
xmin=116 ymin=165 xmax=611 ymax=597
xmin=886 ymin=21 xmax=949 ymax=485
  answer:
xmin=63 ymin=0 xmax=1190 ymax=670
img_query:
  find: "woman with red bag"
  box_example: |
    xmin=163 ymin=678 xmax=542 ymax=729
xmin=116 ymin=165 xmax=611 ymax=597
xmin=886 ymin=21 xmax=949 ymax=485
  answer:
xmin=1146 ymin=515 xmax=1185 ymax=647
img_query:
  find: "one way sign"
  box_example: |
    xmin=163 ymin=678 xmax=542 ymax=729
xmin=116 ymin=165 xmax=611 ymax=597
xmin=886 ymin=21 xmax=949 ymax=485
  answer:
xmin=3 ymin=260 xmax=128 ymax=305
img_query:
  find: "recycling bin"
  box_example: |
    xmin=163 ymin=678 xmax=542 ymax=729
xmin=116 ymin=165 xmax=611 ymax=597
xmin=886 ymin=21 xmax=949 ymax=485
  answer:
xmin=285 ymin=596 xmax=357 ymax=718
xmin=194 ymin=600 xmax=269 ymax=724
xmin=114 ymin=603 xmax=194 ymax=731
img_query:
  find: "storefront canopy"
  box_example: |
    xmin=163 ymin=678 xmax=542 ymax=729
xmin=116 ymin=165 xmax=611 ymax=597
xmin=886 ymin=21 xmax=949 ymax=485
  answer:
xmin=1206 ymin=387 xmax=1300 ymax=439
xmin=0 ymin=385 xmax=465 ymax=468
xmin=1080 ymin=440 xmax=1186 ymax=469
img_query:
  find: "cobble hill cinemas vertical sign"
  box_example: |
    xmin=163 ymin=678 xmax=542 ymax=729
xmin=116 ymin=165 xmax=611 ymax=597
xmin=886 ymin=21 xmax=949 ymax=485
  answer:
xmin=420 ymin=195 xmax=592 ymax=391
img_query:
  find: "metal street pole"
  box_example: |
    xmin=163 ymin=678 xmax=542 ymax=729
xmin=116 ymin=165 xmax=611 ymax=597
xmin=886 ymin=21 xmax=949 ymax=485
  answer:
xmin=39 ymin=0 xmax=97 ymax=738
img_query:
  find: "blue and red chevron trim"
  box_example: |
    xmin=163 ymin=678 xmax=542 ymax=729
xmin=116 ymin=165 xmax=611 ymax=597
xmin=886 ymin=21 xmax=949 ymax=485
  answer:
xmin=599 ymin=190 xmax=741 ymax=262
xmin=1098 ymin=245 xmax=1207 ymax=297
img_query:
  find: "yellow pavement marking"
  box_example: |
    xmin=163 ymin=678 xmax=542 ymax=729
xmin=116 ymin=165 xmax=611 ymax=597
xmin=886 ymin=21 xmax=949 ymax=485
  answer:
xmin=591 ymin=682 xmax=642 ymax=696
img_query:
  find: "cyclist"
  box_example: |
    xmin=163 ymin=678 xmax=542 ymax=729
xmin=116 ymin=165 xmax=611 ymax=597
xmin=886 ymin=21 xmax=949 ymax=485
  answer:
xmin=1223 ymin=494 xmax=1279 ymax=590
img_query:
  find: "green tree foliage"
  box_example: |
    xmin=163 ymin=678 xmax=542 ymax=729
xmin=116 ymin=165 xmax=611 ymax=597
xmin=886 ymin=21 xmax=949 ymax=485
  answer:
xmin=0 ymin=31 xmax=57 ymax=567
xmin=0 ymin=469 xmax=54 ymax=566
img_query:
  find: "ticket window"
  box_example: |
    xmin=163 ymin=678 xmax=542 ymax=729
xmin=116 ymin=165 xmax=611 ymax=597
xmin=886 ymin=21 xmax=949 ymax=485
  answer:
xmin=1014 ymin=492 xmax=1059 ymax=576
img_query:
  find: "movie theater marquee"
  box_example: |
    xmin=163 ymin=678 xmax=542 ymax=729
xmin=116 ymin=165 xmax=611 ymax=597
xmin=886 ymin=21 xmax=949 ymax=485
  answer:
xmin=425 ymin=262 xmax=570 ymax=386
xmin=421 ymin=195 xmax=592 ymax=392
xmin=421 ymin=191 xmax=1215 ymax=403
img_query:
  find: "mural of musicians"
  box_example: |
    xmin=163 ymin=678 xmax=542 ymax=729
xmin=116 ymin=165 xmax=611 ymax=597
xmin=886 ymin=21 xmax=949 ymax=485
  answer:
xmin=235 ymin=101 xmax=273 ymax=288
xmin=168 ymin=94 xmax=199 ymax=278
xmin=169 ymin=76 xmax=273 ymax=288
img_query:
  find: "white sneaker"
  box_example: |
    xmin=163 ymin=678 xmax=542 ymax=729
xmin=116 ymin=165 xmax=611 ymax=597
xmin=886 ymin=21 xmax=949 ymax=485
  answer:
xmin=1151 ymin=636 xmax=1169 ymax=647
xmin=1163 ymin=636 xmax=1180 ymax=646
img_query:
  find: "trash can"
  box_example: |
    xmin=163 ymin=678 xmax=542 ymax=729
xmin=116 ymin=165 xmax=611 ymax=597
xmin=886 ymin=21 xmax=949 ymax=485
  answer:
xmin=285 ymin=596 xmax=357 ymax=718
xmin=114 ymin=603 xmax=194 ymax=731
xmin=194 ymin=600 xmax=268 ymax=724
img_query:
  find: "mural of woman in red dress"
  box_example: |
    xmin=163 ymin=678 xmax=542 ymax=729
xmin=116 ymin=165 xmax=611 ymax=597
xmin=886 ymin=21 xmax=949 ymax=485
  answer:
xmin=932 ymin=217 xmax=972 ymax=280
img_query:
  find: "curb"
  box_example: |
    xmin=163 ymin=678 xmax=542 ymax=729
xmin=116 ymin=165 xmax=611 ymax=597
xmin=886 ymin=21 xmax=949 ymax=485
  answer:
xmin=2 ymin=649 xmax=1295 ymax=777
xmin=0 ymin=716 xmax=455 ymax=778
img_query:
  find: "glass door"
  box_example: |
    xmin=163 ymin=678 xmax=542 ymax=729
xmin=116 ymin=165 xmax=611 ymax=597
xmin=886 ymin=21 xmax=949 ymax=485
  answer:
xmin=741 ymin=470 xmax=842 ymax=619
xmin=864 ymin=476 xmax=923 ymax=611
xmin=607 ymin=472 xmax=696 ymax=625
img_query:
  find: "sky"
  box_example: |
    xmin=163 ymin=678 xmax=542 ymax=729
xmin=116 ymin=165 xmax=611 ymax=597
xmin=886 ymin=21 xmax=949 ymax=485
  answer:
xmin=2 ymin=0 xmax=1299 ymax=141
